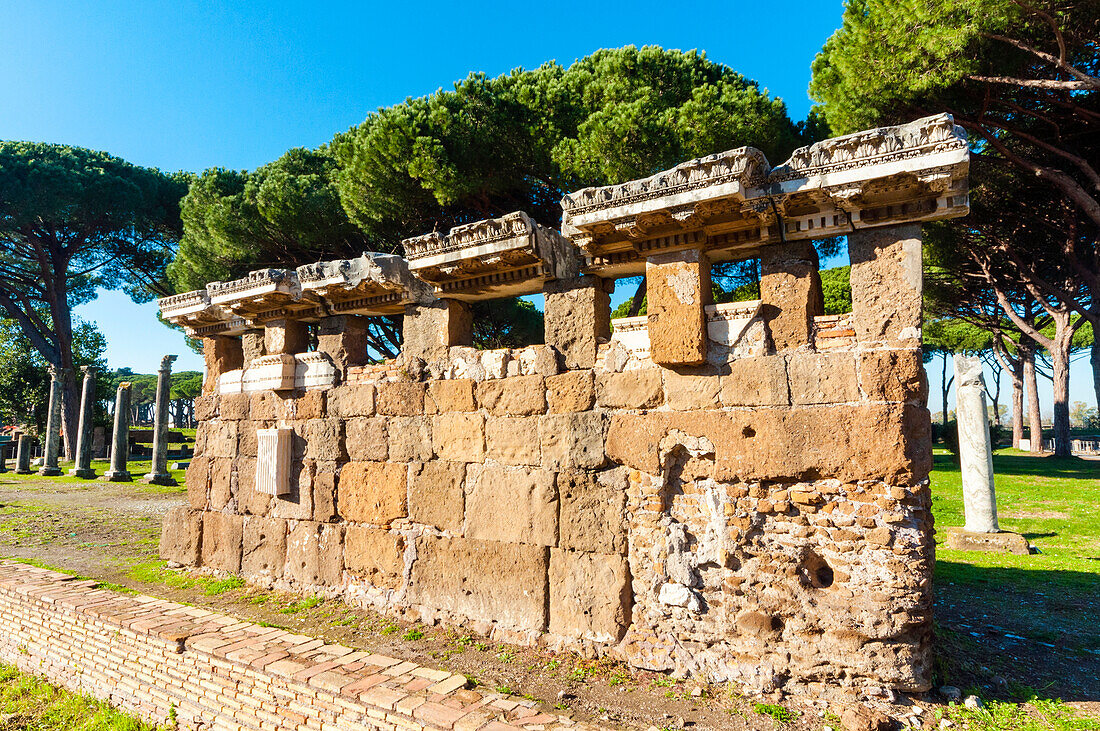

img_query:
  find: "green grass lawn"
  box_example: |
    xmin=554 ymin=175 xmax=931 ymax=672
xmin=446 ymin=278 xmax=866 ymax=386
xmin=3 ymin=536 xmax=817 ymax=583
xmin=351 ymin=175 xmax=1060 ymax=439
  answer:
xmin=0 ymin=663 xmax=166 ymax=730
xmin=929 ymin=448 xmax=1100 ymax=702
xmin=0 ymin=459 xmax=187 ymax=489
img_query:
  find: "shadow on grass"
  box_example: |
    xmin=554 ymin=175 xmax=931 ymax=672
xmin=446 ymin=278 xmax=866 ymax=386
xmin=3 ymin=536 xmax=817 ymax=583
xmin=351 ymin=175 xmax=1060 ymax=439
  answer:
xmin=934 ymin=451 xmax=1100 ymax=480
xmin=935 ymin=560 xmax=1100 ymax=701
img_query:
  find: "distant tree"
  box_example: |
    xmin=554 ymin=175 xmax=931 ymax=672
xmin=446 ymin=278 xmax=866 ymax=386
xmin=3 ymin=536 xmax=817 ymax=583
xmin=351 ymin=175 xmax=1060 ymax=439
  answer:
xmin=170 ymin=372 xmax=203 ymax=427
xmin=0 ymin=143 xmax=187 ymax=457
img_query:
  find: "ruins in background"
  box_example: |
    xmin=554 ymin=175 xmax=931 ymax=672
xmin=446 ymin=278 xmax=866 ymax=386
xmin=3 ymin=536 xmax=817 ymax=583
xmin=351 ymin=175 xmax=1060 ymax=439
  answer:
xmin=159 ymin=114 xmax=969 ymax=693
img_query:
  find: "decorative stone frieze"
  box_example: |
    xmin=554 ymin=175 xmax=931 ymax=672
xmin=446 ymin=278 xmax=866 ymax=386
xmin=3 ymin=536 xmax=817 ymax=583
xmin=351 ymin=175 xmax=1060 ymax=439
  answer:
xmin=563 ymin=113 xmax=968 ymax=278
xmin=404 ymin=211 xmax=582 ymax=299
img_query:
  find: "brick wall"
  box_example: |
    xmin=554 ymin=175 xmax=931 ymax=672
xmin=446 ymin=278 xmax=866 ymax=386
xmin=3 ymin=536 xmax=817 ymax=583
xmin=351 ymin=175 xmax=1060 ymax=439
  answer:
xmin=0 ymin=560 xmax=589 ymax=731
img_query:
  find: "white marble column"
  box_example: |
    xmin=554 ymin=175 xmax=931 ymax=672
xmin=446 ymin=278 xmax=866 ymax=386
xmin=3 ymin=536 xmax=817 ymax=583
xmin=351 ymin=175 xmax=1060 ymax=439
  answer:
xmin=102 ymin=383 xmax=133 ymax=482
xmin=38 ymin=367 xmax=65 ymax=476
xmin=955 ymin=355 xmax=999 ymax=533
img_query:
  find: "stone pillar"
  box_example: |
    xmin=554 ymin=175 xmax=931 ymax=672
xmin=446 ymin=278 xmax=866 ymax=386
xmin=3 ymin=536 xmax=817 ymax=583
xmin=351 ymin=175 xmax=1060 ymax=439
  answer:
xmin=544 ymin=275 xmax=612 ymax=370
xmin=318 ymin=315 xmax=369 ymax=372
xmin=203 ymin=336 xmax=244 ymax=394
xmin=14 ymin=434 xmax=32 ymax=474
xmin=645 ymin=248 xmax=710 ymax=366
xmin=848 ymin=223 xmax=922 ymax=346
xmin=143 ymin=355 xmax=178 ymax=486
xmin=759 ymin=241 xmax=823 ymax=352
xmin=264 ymin=318 xmax=309 ymax=355
xmin=102 ymin=383 xmax=133 ymax=482
xmin=955 ymin=356 xmax=998 ymax=533
xmin=242 ymin=329 xmax=267 ymax=363
xmin=403 ymin=299 xmax=473 ymax=363
xmin=38 ymin=367 xmax=65 ymax=476
xmin=69 ymin=365 xmax=98 ymax=478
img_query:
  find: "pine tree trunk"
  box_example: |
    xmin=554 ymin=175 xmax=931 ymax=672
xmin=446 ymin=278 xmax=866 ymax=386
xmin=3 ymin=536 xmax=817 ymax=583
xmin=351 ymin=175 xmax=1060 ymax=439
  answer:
xmin=1011 ymin=360 xmax=1025 ymax=449
xmin=1051 ymin=327 xmax=1074 ymax=458
xmin=1023 ymin=349 xmax=1044 ymax=453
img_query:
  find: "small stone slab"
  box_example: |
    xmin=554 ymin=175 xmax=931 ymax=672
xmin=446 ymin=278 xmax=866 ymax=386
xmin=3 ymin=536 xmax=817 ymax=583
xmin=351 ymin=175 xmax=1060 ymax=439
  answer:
xmin=944 ymin=527 xmax=1031 ymax=555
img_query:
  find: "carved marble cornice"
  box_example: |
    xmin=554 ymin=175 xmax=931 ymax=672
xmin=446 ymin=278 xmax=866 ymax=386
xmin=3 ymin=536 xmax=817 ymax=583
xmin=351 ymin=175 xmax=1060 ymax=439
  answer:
xmin=403 ymin=211 xmax=583 ymax=299
xmin=562 ymin=114 xmax=970 ymax=276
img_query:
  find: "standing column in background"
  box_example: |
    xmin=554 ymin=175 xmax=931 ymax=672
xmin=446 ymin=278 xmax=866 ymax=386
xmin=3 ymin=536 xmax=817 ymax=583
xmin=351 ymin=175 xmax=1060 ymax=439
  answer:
xmin=946 ymin=355 xmax=1030 ymax=554
xmin=14 ymin=434 xmax=32 ymax=474
xmin=69 ymin=366 xmax=98 ymax=478
xmin=143 ymin=355 xmax=178 ymax=485
xmin=38 ymin=367 xmax=65 ymax=476
xmin=102 ymin=383 xmax=133 ymax=482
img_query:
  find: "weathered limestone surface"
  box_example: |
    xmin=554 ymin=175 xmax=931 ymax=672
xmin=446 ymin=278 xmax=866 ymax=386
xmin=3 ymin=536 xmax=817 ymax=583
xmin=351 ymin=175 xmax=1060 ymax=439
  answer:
xmin=159 ymin=115 xmax=969 ymax=694
xmin=69 ymin=366 xmax=98 ymax=478
xmin=143 ymin=355 xmax=178 ymax=486
xmin=38 ymin=368 xmax=65 ymax=477
xmin=953 ymin=356 xmax=1001 ymax=533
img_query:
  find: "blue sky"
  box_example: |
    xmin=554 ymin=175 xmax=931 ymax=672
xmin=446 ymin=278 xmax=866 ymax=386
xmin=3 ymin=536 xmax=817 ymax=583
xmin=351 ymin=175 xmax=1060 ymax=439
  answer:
xmin=1 ymin=1 xmax=1094 ymax=411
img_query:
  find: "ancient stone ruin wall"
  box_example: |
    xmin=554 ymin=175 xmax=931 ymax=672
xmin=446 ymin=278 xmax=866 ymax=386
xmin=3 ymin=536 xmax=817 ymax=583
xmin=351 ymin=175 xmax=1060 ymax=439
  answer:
xmin=159 ymin=114 xmax=970 ymax=694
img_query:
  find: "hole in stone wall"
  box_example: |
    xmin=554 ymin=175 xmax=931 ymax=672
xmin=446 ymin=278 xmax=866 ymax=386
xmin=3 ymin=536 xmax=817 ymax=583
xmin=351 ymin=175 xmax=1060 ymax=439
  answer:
xmin=798 ymin=550 xmax=835 ymax=590
xmin=742 ymin=426 xmax=755 ymax=438
xmin=711 ymin=257 xmax=761 ymax=304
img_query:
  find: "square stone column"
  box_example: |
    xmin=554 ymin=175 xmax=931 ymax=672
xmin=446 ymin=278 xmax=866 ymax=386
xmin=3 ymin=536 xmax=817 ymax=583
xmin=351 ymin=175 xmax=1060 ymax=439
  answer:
xmin=848 ymin=223 xmax=922 ymax=347
xmin=242 ymin=329 xmax=267 ymax=362
xmin=203 ymin=336 xmax=243 ymax=394
xmin=646 ymin=248 xmax=710 ymax=366
xmin=544 ymin=275 xmax=611 ymax=370
xmin=403 ymin=299 xmax=473 ymax=363
xmin=759 ymin=241 xmax=824 ymax=352
xmin=264 ymin=318 xmax=309 ymax=355
xmin=318 ymin=315 xmax=370 ymax=372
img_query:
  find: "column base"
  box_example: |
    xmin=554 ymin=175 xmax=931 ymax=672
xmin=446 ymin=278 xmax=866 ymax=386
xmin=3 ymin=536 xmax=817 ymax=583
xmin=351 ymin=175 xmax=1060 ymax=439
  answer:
xmin=14 ymin=468 xmax=32 ymax=475
xmin=69 ymin=468 xmax=97 ymax=479
xmin=37 ymin=468 xmax=63 ymax=477
xmin=944 ymin=527 xmax=1031 ymax=555
xmin=142 ymin=472 xmax=177 ymax=486
xmin=100 ymin=470 xmax=133 ymax=482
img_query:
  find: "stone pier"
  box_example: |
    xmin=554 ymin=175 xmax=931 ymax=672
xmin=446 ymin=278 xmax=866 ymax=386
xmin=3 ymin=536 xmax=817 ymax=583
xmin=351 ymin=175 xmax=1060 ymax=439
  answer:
xmin=38 ymin=367 xmax=65 ymax=477
xmin=142 ymin=356 xmax=177 ymax=486
xmin=69 ymin=366 xmax=98 ymax=479
xmin=101 ymin=383 xmax=133 ymax=482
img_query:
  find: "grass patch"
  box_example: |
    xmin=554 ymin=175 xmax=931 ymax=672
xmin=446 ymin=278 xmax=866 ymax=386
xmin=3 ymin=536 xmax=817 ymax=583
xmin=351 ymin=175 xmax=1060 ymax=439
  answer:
xmin=753 ymin=703 xmax=798 ymax=724
xmin=0 ymin=459 xmax=186 ymax=489
xmin=278 ymin=596 xmax=322 ymax=614
xmin=944 ymin=698 xmax=1100 ymax=731
xmin=0 ymin=663 xmax=165 ymax=730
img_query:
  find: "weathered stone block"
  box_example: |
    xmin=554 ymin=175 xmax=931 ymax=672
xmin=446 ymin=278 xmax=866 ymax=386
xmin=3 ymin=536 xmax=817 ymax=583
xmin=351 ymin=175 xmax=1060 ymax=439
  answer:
xmin=250 ymin=390 xmax=290 ymax=421
xmin=235 ymin=457 xmax=271 ymax=515
xmin=547 ymin=370 xmax=594 ymax=413
xmin=303 ymin=419 xmax=345 ymax=461
xmin=327 ymin=384 xmax=375 ymax=418
xmin=467 ymin=465 xmax=558 ymax=546
xmin=849 ymin=224 xmax=922 ymax=346
xmin=203 ymin=336 xmax=243 ymax=394
xmin=204 ymin=421 xmax=238 ymax=459
xmin=387 ymin=416 xmax=434 ymax=462
xmin=285 ymin=522 xmax=344 ymax=586
xmin=788 ymin=353 xmax=860 ymax=405
xmin=237 ymin=425 xmax=258 ymax=458
xmin=646 ymin=248 xmax=709 ymax=365
xmin=209 ymin=458 xmax=233 ymax=510
xmin=408 ymin=461 xmax=465 ymax=531
xmin=403 ymin=299 xmax=473 ymax=362
xmin=219 ymin=393 xmax=250 ymax=421
xmin=759 ymin=240 xmax=823 ymax=352
xmin=432 ymin=413 xmax=485 ymax=462
xmin=544 ymin=276 xmax=611 ymax=370
xmin=485 ymin=416 xmax=541 ymax=466
xmin=242 ymin=516 xmax=287 ymax=578
xmin=409 ymin=536 xmax=550 ymax=631
xmin=377 ymin=381 xmax=425 ymax=416
xmin=549 ymin=549 xmax=631 ymax=643
xmin=720 ymin=356 xmax=790 ymax=407
xmin=317 ymin=314 xmax=369 ymax=372
xmin=558 ymin=470 xmax=627 ymax=555
xmin=186 ymin=457 xmax=210 ymax=510
xmin=200 ymin=511 xmax=243 ymax=572
xmin=264 ymin=317 xmax=308 ymax=355
xmin=540 ymin=412 xmax=606 ymax=470
xmin=194 ymin=394 xmax=216 ymax=421
xmin=345 ymin=525 xmax=406 ymax=588
xmin=345 ymin=417 xmax=388 ymax=461
xmin=159 ymin=506 xmax=202 ymax=565
xmin=859 ymin=349 xmax=928 ymax=404
xmin=475 ymin=375 xmax=546 ymax=415
xmin=312 ymin=463 xmax=338 ymax=522
xmin=427 ymin=379 xmax=476 ymax=413
xmin=289 ymin=389 xmax=326 ymax=420
xmin=338 ymin=461 xmax=408 ymax=526
xmin=595 ymin=369 xmax=663 ymax=409
xmin=269 ymin=461 xmax=313 ymax=520
xmin=242 ymin=329 xmax=265 ymax=362
xmin=663 ymin=369 xmax=720 ymax=411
